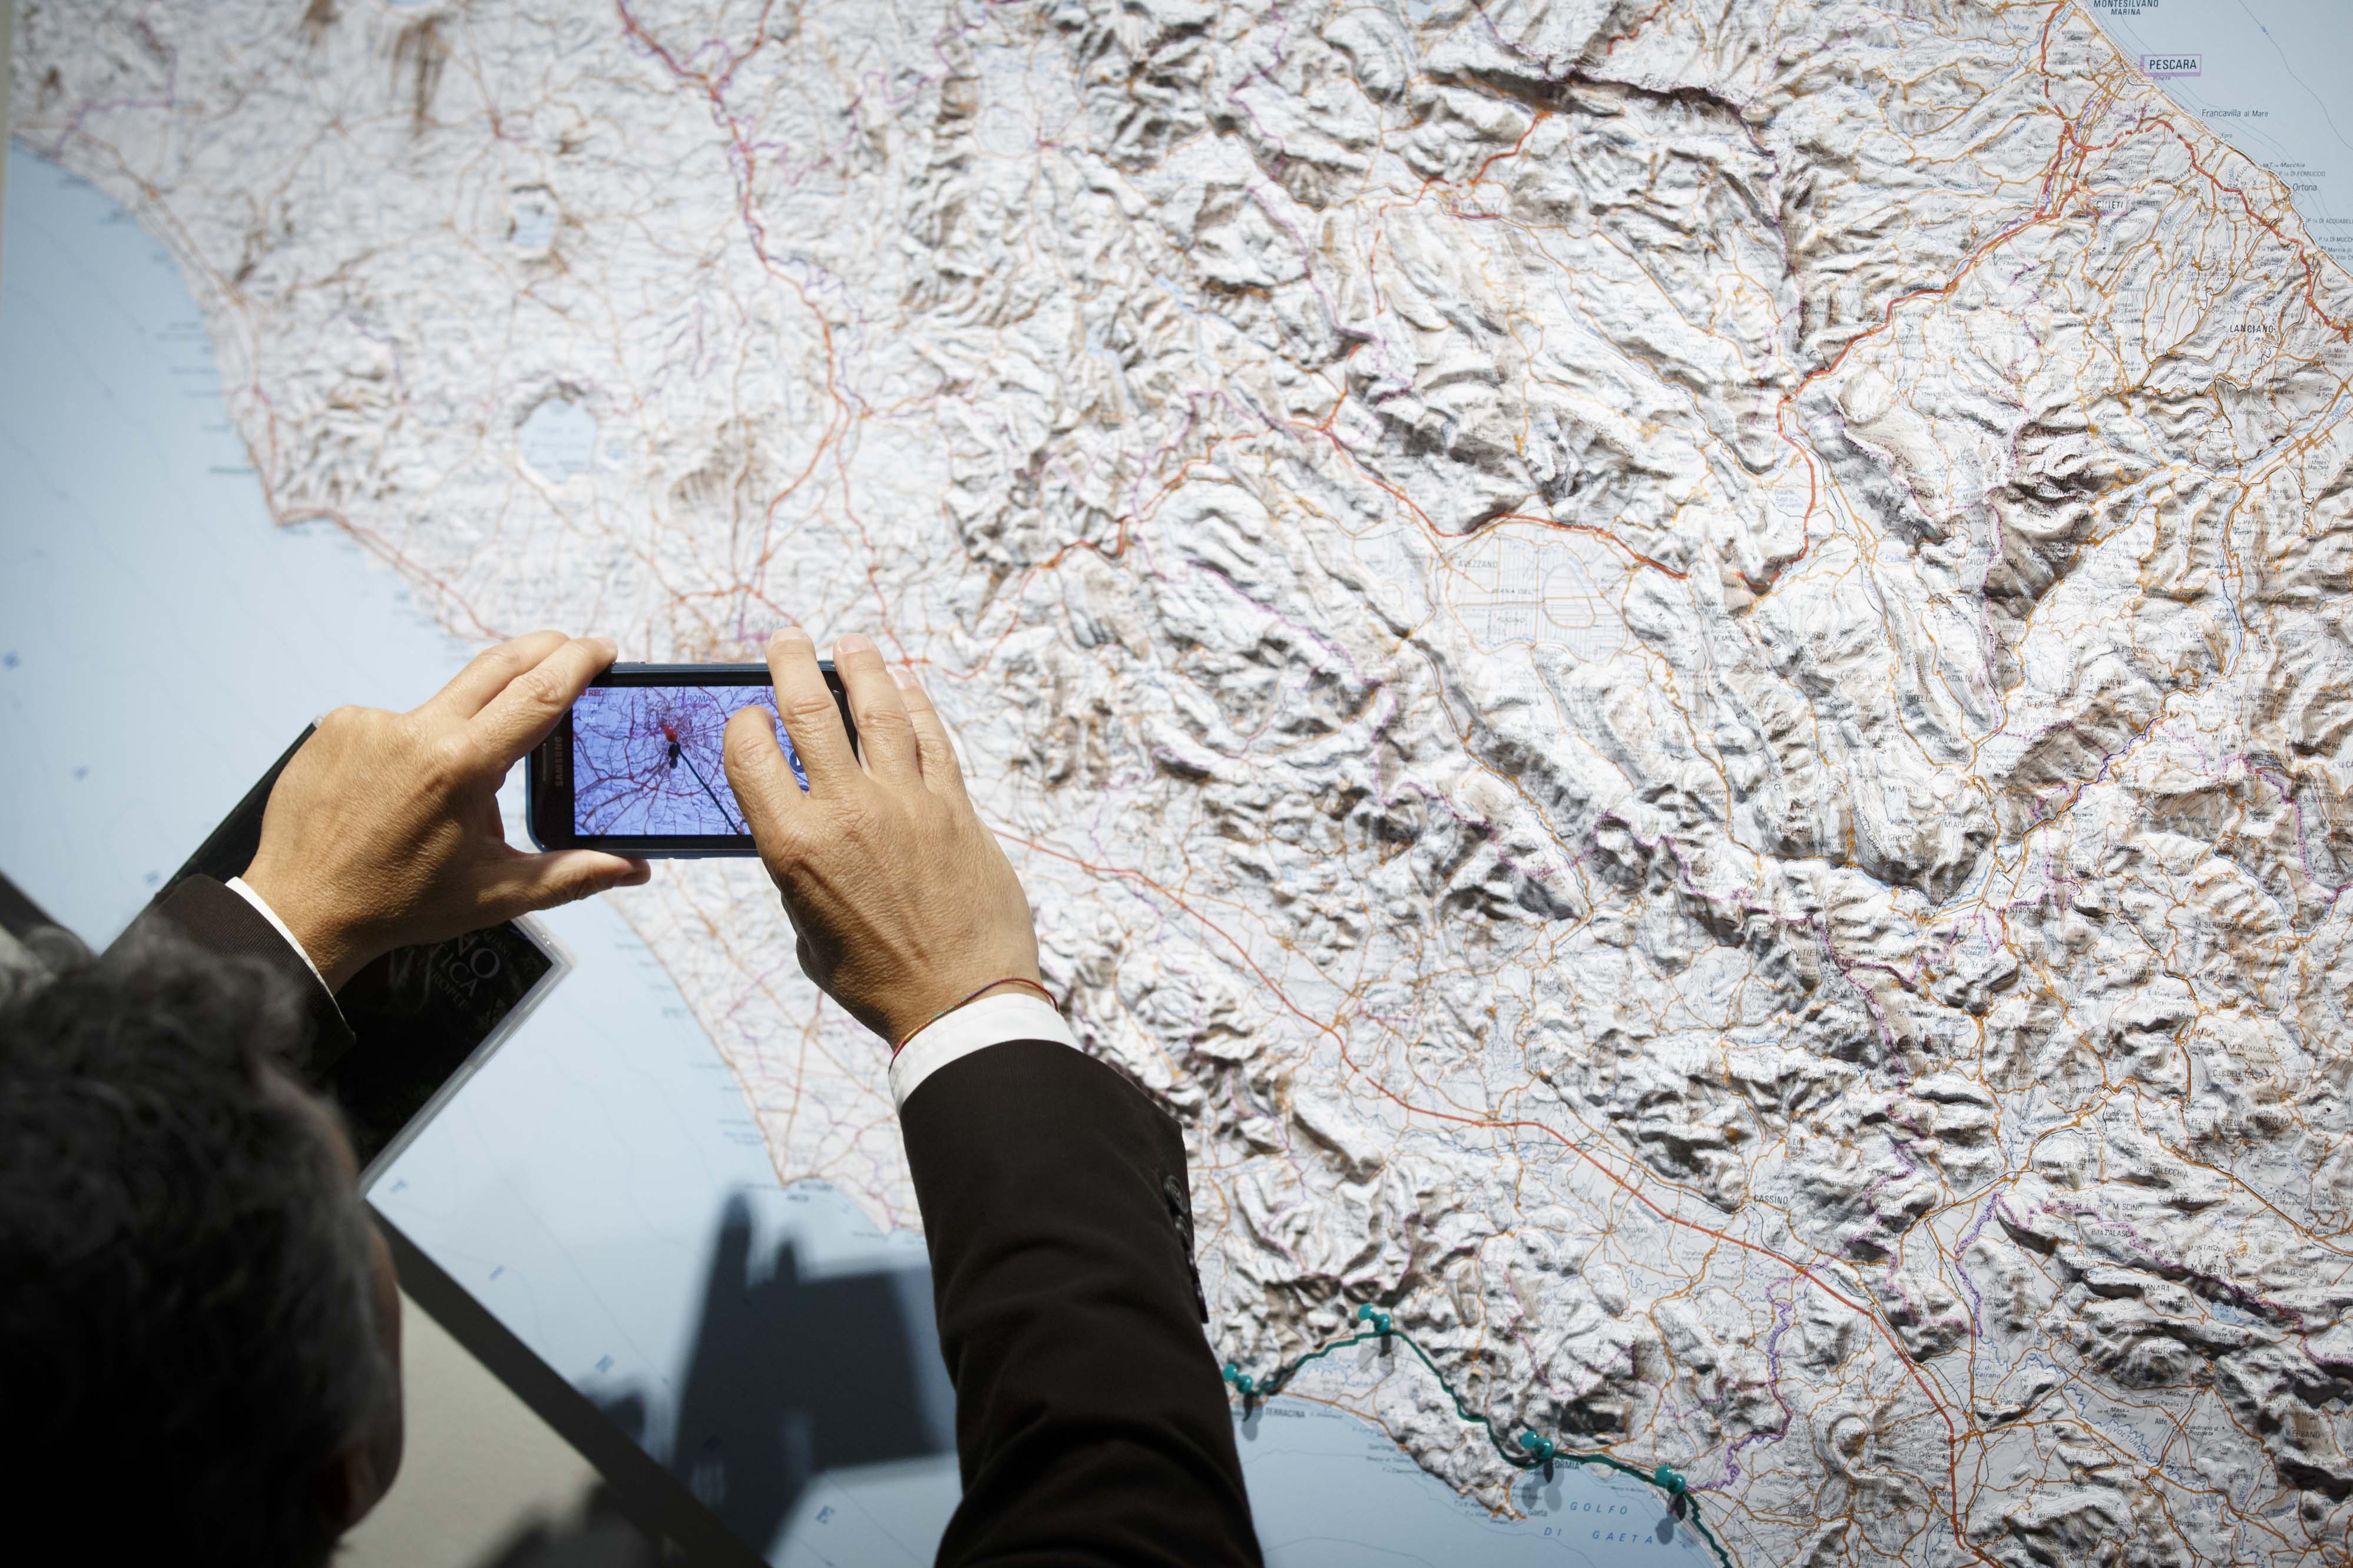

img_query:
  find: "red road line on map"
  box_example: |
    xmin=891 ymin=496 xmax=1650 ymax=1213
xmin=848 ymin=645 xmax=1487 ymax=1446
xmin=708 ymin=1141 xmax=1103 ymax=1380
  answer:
xmin=1755 ymin=3 xmax=2351 ymax=608
xmin=999 ymin=827 xmax=1977 ymax=1549
xmin=275 ymin=503 xmax=509 ymax=642
xmin=1489 ymin=515 xmax=1690 ymax=579
xmin=2039 ymin=4 xmax=2351 ymax=342
xmin=613 ymin=0 xmax=861 ymax=606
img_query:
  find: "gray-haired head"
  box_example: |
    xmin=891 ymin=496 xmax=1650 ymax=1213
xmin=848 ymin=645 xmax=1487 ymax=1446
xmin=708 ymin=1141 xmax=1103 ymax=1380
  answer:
xmin=0 ymin=937 xmax=396 ymax=1566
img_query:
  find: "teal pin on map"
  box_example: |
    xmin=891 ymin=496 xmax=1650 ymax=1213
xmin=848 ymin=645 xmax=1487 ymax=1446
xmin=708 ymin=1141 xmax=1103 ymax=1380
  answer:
xmin=1222 ymin=1362 xmax=1257 ymax=1414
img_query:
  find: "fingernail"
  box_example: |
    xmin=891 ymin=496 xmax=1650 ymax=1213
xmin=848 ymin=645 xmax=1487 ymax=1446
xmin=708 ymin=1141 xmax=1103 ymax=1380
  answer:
xmin=772 ymin=626 xmax=812 ymax=645
xmin=835 ymin=632 xmax=873 ymax=656
xmin=594 ymin=636 xmax=620 ymax=657
xmin=891 ymin=667 xmax=915 ymax=689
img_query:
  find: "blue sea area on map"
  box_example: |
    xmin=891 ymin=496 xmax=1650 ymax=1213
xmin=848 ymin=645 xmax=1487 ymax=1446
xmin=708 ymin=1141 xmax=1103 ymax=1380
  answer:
xmin=0 ymin=141 xmax=1706 ymax=1566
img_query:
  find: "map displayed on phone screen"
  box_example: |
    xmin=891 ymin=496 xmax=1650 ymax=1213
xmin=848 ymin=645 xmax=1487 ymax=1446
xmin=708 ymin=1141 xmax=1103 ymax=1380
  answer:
xmin=571 ymin=685 xmax=800 ymax=837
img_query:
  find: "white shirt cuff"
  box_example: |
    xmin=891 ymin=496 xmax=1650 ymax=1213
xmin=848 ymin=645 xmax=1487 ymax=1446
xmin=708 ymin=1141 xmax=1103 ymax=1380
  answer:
xmin=224 ymin=876 xmax=330 ymax=992
xmin=889 ymin=993 xmax=1077 ymax=1108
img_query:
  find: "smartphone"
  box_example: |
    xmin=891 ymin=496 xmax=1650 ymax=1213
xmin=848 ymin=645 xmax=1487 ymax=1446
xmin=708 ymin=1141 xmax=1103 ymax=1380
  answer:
xmin=525 ymin=662 xmax=855 ymax=858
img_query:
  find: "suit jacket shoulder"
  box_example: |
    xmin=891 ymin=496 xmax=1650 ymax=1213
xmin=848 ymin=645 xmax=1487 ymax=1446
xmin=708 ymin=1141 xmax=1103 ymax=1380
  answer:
xmin=114 ymin=876 xmax=355 ymax=1066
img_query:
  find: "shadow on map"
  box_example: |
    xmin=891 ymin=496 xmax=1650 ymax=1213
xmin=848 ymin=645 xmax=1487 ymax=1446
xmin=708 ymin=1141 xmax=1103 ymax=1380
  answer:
xmin=593 ymin=1192 xmax=954 ymax=1556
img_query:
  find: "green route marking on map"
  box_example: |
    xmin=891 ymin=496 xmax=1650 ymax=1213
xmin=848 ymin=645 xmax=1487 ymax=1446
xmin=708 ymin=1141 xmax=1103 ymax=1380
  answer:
xmin=1223 ymin=1305 xmax=1738 ymax=1568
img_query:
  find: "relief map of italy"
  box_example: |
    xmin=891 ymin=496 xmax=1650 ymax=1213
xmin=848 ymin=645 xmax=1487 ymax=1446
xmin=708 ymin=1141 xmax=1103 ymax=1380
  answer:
xmin=18 ymin=1 xmax=2353 ymax=1562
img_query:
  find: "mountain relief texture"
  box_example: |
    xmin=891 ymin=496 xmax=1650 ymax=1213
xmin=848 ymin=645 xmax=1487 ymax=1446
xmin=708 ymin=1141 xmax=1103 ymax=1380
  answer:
xmin=19 ymin=1 xmax=2353 ymax=1560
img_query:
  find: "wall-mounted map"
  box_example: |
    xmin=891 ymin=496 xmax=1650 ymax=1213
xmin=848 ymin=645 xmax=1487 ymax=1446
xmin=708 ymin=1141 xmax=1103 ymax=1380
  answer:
xmin=15 ymin=2 xmax=2353 ymax=1561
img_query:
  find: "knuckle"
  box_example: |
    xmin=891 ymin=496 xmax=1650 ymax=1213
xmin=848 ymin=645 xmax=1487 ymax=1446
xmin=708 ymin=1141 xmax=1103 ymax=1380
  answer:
xmin=781 ymin=692 xmax=840 ymax=732
xmin=723 ymin=718 xmax=769 ymax=768
xmin=514 ymin=668 xmax=568 ymax=711
xmin=318 ymin=704 xmax=369 ymax=739
xmin=759 ymin=826 xmax=811 ymax=877
xmin=553 ymin=871 xmax=600 ymax=907
xmin=425 ymin=732 xmax=480 ymax=784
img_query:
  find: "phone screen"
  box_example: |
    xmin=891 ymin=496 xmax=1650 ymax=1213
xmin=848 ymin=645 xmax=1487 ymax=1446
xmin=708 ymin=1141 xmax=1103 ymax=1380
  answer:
xmin=568 ymin=683 xmax=803 ymax=837
xmin=529 ymin=664 xmax=849 ymax=857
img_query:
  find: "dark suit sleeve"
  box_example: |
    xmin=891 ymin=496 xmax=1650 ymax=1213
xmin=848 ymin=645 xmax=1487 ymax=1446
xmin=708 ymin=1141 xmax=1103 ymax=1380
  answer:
xmin=110 ymin=876 xmax=356 ymax=1069
xmin=900 ymin=1038 xmax=1261 ymax=1568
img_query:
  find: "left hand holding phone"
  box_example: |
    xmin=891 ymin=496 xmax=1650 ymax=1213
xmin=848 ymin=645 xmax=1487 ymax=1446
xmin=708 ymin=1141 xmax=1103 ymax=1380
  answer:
xmin=242 ymin=631 xmax=654 ymax=990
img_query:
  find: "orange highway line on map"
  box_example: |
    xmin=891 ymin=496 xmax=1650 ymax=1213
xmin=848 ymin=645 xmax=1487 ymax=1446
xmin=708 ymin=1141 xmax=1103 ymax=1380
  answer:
xmin=273 ymin=502 xmax=511 ymax=643
xmin=2043 ymin=4 xmax=2351 ymax=343
xmin=1489 ymin=515 xmax=1690 ymax=579
xmin=1762 ymin=4 xmax=2352 ymax=604
xmin=997 ymin=826 xmax=1985 ymax=1556
xmin=614 ymin=0 xmax=863 ymax=609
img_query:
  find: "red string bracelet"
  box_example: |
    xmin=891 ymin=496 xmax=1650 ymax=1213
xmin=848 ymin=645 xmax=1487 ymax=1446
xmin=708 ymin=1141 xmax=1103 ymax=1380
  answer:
xmin=892 ymin=977 xmax=1061 ymax=1054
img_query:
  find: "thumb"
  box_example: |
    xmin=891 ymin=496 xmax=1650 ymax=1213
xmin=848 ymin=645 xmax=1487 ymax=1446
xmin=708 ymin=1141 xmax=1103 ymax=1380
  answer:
xmin=474 ymin=849 xmax=652 ymax=922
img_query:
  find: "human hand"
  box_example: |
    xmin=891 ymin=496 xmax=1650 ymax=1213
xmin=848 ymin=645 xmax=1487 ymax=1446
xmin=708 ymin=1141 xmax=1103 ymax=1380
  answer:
xmin=722 ymin=629 xmax=1041 ymax=1045
xmin=242 ymin=632 xmax=653 ymax=990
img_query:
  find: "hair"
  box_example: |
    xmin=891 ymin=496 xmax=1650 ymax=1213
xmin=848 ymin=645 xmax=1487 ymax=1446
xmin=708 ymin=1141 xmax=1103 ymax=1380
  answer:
xmin=0 ymin=937 xmax=393 ymax=1566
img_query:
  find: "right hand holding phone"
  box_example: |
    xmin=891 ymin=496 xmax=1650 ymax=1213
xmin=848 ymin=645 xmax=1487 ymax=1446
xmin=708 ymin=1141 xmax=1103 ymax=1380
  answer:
xmin=723 ymin=629 xmax=1043 ymax=1045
